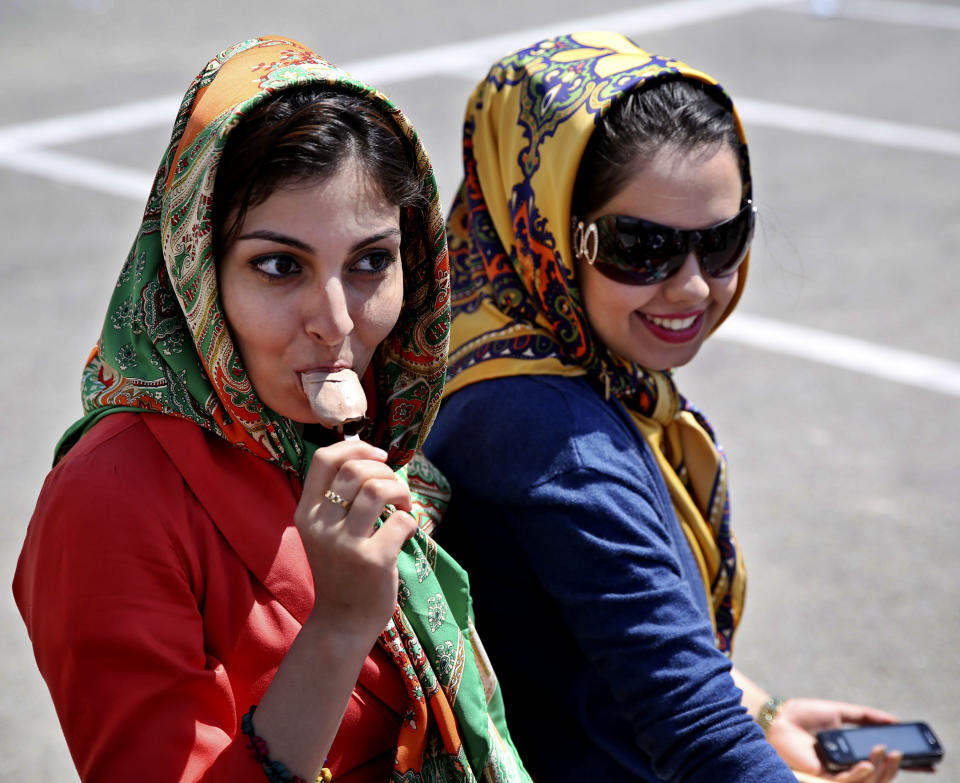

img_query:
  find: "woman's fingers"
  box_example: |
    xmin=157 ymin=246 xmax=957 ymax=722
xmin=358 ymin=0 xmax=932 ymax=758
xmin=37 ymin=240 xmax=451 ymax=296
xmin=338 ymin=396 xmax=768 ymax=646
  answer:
xmin=835 ymin=763 xmax=877 ymax=782
xmin=862 ymin=746 xmax=902 ymax=783
xmin=830 ymin=749 xmax=881 ymax=783
xmin=323 ymin=463 xmax=406 ymax=514
xmin=297 ymin=441 xmax=406 ymax=531
xmin=300 ymin=439 xmax=389 ymax=505
xmin=295 ymin=440 xmax=415 ymax=557
xmin=291 ymin=442 xmax=421 ymax=640
xmin=338 ymin=477 xmax=413 ymax=539
xmin=375 ymin=510 xmax=419 ymax=553
xmin=878 ymin=750 xmax=903 ymax=783
xmin=833 ymin=746 xmax=902 ymax=783
xmin=833 ymin=703 xmax=899 ymax=727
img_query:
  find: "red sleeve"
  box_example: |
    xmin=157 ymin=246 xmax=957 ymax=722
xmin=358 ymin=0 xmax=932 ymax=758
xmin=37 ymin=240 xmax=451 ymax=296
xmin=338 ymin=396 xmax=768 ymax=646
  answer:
xmin=13 ymin=417 xmax=264 ymax=782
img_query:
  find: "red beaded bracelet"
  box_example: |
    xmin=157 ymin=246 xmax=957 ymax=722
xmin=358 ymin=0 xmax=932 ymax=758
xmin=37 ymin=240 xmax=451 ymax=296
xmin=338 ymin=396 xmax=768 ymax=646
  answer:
xmin=242 ymin=706 xmax=332 ymax=783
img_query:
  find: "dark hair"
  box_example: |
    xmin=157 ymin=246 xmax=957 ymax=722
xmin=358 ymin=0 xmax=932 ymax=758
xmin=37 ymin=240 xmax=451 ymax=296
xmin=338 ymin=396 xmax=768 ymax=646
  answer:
xmin=213 ymin=87 xmax=426 ymax=256
xmin=572 ymin=78 xmax=743 ymax=217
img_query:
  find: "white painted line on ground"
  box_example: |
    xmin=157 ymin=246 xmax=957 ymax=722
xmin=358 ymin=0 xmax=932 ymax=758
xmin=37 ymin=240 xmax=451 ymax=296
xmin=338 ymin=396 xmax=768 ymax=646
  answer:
xmin=719 ymin=312 xmax=960 ymax=397
xmin=2 ymin=0 xmax=956 ymax=166
xmin=737 ymin=98 xmax=960 ymax=156
xmin=2 ymin=148 xmax=154 ymax=200
xmin=6 ymin=97 xmax=957 ymax=199
xmin=6 ymin=96 xmax=957 ymax=173
xmin=784 ymin=0 xmax=960 ymax=30
xmin=343 ymin=0 xmax=798 ymax=85
xmin=0 ymin=0 xmax=795 ymax=155
xmin=0 ymin=96 xmax=180 ymax=155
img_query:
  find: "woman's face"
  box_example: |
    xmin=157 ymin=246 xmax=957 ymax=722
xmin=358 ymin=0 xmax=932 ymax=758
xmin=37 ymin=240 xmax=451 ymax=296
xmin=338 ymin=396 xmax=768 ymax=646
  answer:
xmin=577 ymin=142 xmax=744 ymax=372
xmin=218 ymin=158 xmax=404 ymax=426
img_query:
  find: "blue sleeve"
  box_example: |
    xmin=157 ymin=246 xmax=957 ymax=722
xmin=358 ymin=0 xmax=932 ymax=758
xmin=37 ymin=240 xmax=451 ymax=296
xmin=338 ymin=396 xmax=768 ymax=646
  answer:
xmin=423 ymin=375 xmax=796 ymax=783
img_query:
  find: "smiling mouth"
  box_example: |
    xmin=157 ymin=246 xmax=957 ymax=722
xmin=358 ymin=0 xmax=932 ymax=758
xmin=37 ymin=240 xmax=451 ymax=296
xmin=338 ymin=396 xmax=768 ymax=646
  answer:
xmin=637 ymin=311 xmax=705 ymax=344
xmin=641 ymin=313 xmax=700 ymax=331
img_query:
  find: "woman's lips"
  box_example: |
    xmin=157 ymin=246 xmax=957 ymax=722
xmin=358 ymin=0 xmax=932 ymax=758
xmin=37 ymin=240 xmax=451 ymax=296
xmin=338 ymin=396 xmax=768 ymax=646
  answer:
xmin=638 ymin=311 xmax=704 ymax=343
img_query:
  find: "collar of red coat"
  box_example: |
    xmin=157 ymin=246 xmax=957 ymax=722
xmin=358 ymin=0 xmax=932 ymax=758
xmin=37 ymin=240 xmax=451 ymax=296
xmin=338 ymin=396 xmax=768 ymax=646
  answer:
xmin=142 ymin=413 xmax=314 ymax=624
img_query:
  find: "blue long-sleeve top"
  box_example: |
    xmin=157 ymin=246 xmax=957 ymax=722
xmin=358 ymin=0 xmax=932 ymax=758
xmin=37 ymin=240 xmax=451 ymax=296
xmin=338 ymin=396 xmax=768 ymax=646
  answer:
xmin=422 ymin=374 xmax=797 ymax=782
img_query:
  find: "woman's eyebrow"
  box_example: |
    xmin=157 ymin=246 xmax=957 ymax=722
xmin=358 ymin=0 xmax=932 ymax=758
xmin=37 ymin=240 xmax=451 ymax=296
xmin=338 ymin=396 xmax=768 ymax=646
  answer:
xmin=350 ymin=228 xmax=401 ymax=253
xmin=236 ymin=229 xmax=313 ymax=252
xmin=234 ymin=227 xmax=401 ymax=254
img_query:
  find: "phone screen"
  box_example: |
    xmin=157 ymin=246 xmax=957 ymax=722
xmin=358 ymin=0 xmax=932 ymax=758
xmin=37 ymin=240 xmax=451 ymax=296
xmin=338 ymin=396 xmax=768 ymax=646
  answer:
xmin=843 ymin=724 xmax=934 ymax=757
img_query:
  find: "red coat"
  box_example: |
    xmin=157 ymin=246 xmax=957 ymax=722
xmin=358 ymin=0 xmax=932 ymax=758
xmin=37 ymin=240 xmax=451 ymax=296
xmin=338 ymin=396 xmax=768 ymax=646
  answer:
xmin=14 ymin=412 xmax=406 ymax=782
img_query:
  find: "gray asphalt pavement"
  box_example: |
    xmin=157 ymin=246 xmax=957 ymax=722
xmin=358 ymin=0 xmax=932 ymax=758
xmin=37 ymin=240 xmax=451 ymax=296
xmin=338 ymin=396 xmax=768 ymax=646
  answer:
xmin=2 ymin=0 xmax=958 ymax=778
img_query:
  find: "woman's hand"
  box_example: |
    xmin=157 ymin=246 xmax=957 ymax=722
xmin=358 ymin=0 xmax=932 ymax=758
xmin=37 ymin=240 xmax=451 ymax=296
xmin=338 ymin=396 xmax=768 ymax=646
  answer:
xmin=295 ymin=439 xmax=417 ymax=642
xmin=254 ymin=441 xmax=416 ymax=779
xmin=767 ymin=698 xmax=904 ymax=782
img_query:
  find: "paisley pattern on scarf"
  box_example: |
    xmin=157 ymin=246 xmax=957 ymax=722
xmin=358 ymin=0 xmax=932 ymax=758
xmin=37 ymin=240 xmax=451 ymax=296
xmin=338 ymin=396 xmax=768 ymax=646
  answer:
xmin=444 ymin=31 xmax=749 ymax=652
xmin=59 ymin=37 xmax=448 ymax=475
xmin=55 ymin=36 xmax=528 ymax=783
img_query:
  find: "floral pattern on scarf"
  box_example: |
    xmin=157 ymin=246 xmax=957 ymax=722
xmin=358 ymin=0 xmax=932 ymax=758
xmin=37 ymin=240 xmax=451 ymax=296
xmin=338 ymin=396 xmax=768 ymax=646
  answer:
xmin=57 ymin=36 xmax=529 ymax=783
xmin=444 ymin=31 xmax=750 ymax=652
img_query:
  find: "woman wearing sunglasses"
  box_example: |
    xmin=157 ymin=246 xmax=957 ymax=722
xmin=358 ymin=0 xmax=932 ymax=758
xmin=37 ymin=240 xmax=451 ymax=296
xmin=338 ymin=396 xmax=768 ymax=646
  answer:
xmin=423 ymin=33 xmax=904 ymax=783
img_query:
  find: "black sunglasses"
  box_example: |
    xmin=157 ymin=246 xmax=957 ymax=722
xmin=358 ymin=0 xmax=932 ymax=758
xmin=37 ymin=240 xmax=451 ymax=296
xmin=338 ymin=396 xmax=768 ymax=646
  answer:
xmin=571 ymin=200 xmax=756 ymax=286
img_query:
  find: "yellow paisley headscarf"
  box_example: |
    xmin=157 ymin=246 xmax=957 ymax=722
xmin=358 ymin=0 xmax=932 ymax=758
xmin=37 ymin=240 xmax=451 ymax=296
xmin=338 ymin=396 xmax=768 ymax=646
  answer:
xmin=444 ymin=31 xmax=749 ymax=652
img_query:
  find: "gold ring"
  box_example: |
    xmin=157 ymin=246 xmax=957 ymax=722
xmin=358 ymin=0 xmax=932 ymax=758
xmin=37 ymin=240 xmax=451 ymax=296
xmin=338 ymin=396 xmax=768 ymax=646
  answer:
xmin=323 ymin=489 xmax=351 ymax=510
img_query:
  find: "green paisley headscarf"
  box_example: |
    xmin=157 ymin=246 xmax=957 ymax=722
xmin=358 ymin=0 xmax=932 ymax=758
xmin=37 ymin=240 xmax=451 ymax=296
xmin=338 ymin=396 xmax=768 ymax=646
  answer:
xmin=56 ymin=37 xmax=449 ymax=475
xmin=55 ymin=36 xmax=529 ymax=783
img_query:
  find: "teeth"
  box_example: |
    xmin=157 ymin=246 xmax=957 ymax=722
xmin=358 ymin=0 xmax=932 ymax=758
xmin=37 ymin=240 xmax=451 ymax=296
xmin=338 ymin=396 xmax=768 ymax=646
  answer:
xmin=645 ymin=313 xmax=698 ymax=330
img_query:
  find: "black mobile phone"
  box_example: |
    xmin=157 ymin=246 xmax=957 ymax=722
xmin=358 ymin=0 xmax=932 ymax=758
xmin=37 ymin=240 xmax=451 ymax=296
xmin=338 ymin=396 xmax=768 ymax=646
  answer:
xmin=815 ymin=722 xmax=943 ymax=770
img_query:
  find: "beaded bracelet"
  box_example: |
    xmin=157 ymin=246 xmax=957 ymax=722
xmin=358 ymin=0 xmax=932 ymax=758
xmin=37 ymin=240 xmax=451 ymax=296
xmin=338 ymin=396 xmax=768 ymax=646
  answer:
xmin=756 ymin=695 xmax=787 ymax=735
xmin=242 ymin=705 xmax=332 ymax=783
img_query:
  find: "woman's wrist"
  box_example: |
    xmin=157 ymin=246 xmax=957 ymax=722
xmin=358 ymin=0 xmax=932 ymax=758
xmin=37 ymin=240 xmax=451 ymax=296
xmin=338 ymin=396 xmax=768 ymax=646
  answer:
xmin=756 ymin=695 xmax=788 ymax=734
xmin=300 ymin=605 xmax=388 ymax=663
xmin=243 ymin=705 xmax=332 ymax=783
xmin=251 ymin=612 xmax=377 ymax=779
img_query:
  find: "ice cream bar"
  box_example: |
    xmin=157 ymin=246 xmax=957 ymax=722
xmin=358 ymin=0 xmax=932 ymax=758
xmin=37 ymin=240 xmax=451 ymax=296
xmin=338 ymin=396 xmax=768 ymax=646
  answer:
xmin=301 ymin=369 xmax=367 ymax=439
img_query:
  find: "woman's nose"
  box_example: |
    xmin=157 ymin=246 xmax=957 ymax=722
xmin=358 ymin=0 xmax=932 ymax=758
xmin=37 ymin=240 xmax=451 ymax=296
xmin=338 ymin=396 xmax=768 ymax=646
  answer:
xmin=305 ymin=277 xmax=354 ymax=344
xmin=662 ymin=251 xmax=710 ymax=302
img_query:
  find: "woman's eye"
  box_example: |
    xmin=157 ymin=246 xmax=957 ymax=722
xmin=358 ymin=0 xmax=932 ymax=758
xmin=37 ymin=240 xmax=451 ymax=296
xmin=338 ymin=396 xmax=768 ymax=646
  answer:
xmin=352 ymin=250 xmax=397 ymax=275
xmin=252 ymin=254 xmax=300 ymax=278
